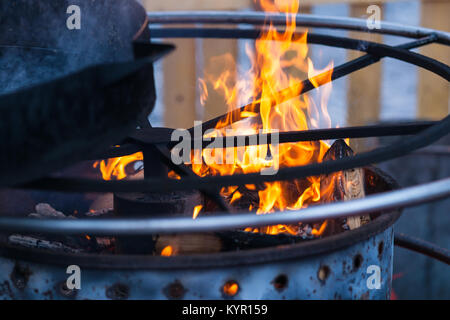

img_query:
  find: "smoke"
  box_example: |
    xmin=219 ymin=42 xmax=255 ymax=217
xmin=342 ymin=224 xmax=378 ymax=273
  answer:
xmin=0 ymin=0 xmax=145 ymax=94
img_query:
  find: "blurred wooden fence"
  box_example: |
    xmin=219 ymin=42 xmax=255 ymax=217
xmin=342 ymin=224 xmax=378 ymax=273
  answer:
xmin=142 ymin=0 xmax=449 ymax=129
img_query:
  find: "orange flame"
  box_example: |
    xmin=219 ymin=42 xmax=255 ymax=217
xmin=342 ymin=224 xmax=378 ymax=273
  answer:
xmin=192 ymin=205 xmax=203 ymax=219
xmin=192 ymin=0 xmax=336 ymax=236
xmin=198 ymin=78 xmax=208 ymax=106
xmin=92 ymin=1 xmax=340 ymax=239
xmin=93 ymin=151 xmax=143 ymax=180
xmin=161 ymin=245 xmax=173 ymax=256
xmin=311 ymin=220 xmax=328 ymax=236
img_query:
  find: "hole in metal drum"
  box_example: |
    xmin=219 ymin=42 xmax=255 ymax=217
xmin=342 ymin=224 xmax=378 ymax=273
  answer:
xmin=163 ymin=280 xmax=186 ymax=300
xmin=272 ymin=274 xmax=289 ymax=291
xmin=57 ymin=281 xmax=77 ymax=299
xmin=10 ymin=263 xmax=32 ymax=290
xmin=222 ymin=280 xmax=239 ymax=298
xmin=353 ymin=254 xmax=363 ymax=271
xmin=106 ymin=283 xmax=130 ymax=300
xmin=317 ymin=265 xmax=330 ymax=282
xmin=378 ymin=241 xmax=384 ymax=257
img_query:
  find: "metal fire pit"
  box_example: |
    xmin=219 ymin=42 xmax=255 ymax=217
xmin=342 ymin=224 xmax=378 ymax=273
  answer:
xmin=0 ymin=167 xmax=399 ymax=300
xmin=0 ymin=11 xmax=448 ymax=300
xmin=0 ymin=226 xmax=395 ymax=300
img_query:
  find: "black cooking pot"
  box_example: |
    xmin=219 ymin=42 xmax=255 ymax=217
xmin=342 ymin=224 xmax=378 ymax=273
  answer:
xmin=0 ymin=0 xmax=173 ymax=187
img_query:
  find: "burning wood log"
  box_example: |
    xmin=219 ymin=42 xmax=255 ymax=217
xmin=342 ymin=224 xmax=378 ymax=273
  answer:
xmin=155 ymin=233 xmax=223 ymax=255
xmin=176 ymin=140 xmax=369 ymax=252
xmin=319 ymin=139 xmax=370 ymax=235
xmin=155 ymin=230 xmax=308 ymax=256
xmin=224 ymin=185 xmax=259 ymax=211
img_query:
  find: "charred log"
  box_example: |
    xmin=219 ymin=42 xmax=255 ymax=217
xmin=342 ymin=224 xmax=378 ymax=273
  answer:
xmin=217 ymin=230 xmax=303 ymax=251
xmin=319 ymin=139 xmax=370 ymax=236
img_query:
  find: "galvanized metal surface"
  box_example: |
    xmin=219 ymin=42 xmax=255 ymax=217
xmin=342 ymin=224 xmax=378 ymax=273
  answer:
xmin=0 ymin=227 xmax=393 ymax=300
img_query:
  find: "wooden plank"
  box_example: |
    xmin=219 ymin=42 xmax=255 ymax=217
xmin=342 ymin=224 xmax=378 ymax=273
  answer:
xmin=141 ymin=2 xmax=199 ymax=129
xmin=346 ymin=3 xmax=384 ymax=151
xmin=162 ymin=35 xmax=198 ymax=129
xmin=417 ymin=0 xmax=450 ymax=120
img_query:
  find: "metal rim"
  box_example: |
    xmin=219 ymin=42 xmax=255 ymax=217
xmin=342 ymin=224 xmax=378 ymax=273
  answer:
xmin=0 ymin=205 xmax=400 ymax=272
xmin=4 ymin=173 xmax=450 ymax=237
xmin=0 ymin=212 xmax=398 ymax=270
xmin=0 ymin=168 xmax=400 ymax=270
xmin=147 ymin=11 xmax=450 ymax=45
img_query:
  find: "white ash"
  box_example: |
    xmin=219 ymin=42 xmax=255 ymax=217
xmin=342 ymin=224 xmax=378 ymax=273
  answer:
xmin=28 ymin=203 xmax=76 ymax=220
xmin=297 ymin=224 xmax=316 ymax=240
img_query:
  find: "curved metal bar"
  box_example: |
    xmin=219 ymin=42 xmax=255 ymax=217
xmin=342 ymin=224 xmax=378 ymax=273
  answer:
xmin=3 ymin=177 xmax=450 ymax=236
xmin=183 ymin=122 xmax=436 ymax=149
xmin=92 ymin=122 xmax=435 ymax=160
xmin=173 ymin=122 xmax=435 ymax=149
xmin=20 ymin=114 xmax=450 ymax=194
xmin=186 ymin=34 xmax=444 ymax=134
xmin=147 ymin=11 xmax=450 ymax=45
xmin=150 ymin=28 xmax=438 ymax=50
xmin=395 ymin=233 xmax=450 ymax=265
